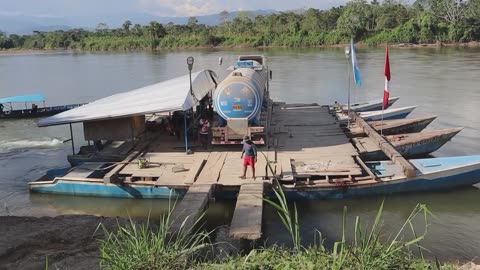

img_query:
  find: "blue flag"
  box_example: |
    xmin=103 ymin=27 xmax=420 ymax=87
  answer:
xmin=350 ymin=38 xmax=362 ymax=87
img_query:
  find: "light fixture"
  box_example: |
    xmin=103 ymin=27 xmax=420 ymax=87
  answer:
xmin=187 ymin=56 xmax=194 ymax=71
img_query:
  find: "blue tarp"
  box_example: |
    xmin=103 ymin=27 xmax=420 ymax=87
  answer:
xmin=0 ymin=94 xmax=45 ymax=103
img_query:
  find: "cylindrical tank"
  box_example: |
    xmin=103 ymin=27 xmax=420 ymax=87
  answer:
xmin=213 ymin=65 xmax=267 ymax=122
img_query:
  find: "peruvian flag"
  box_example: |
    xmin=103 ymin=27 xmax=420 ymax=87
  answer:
xmin=383 ymin=47 xmax=391 ymax=109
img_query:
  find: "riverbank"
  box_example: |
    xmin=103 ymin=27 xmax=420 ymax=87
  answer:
xmin=0 ymin=49 xmax=71 ymax=55
xmin=0 ymin=215 xmax=121 ymax=269
xmin=0 ymin=214 xmax=478 ymax=269
xmin=1 ymin=41 xmax=479 ymax=55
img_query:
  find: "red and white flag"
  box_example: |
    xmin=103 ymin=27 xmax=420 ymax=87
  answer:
xmin=383 ymin=47 xmax=391 ymax=109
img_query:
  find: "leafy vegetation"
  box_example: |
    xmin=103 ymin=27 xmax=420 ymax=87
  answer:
xmin=1 ymin=0 xmax=480 ymax=51
xmin=97 ymin=198 xmax=211 ymax=270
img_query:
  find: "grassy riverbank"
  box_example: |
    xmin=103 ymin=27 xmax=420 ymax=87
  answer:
xmin=1 ymin=1 xmax=479 ymax=51
xmin=97 ymin=185 xmax=457 ymax=270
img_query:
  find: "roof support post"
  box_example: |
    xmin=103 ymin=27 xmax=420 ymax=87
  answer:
xmin=184 ymin=112 xmax=189 ymax=154
xmin=69 ymin=123 xmax=75 ymax=155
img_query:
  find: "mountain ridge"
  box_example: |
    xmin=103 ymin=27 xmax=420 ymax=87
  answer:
xmin=0 ymin=10 xmax=276 ymax=35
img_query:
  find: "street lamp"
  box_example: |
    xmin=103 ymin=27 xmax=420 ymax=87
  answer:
xmin=185 ymin=56 xmax=194 ymax=154
xmin=344 ymin=46 xmax=352 ymax=128
xmin=187 ymin=56 xmax=194 ymax=96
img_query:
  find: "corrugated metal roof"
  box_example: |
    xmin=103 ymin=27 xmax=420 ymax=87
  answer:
xmin=38 ymin=70 xmax=217 ymax=127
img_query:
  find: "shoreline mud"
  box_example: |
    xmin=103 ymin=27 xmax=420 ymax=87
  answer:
xmin=0 ymin=215 xmax=121 ymax=270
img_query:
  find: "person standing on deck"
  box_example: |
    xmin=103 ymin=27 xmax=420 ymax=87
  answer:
xmin=240 ymin=135 xmax=257 ymax=180
xmin=198 ymin=114 xmax=210 ymax=149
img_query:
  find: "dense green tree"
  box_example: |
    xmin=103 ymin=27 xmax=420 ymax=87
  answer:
xmin=3 ymin=3 xmax=480 ymax=51
xmin=122 ymin=20 xmax=132 ymax=33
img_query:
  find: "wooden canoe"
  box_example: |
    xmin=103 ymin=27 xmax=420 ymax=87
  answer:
xmin=354 ymin=127 xmax=464 ymax=160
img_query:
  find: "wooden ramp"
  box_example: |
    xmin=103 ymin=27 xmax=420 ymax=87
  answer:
xmin=229 ymin=183 xmax=264 ymax=240
xmin=169 ymin=184 xmax=213 ymax=234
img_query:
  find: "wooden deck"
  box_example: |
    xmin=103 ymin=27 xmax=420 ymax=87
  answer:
xmin=109 ymin=103 xmax=365 ymax=188
xmin=270 ymin=104 xmax=362 ymax=182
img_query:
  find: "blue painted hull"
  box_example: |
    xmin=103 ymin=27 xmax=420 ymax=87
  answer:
xmin=281 ymin=168 xmax=480 ymax=200
xmin=352 ymin=97 xmax=399 ymax=112
xmin=30 ymin=156 xmax=480 ymax=200
xmin=362 ymin=112 xmax=411 ymax=121
xmin=281 ymin=156 xmax=480 ymax=200
xmin=30 ymin=181 xmax=187 ymax=199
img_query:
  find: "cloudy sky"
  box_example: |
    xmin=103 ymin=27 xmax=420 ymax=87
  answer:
xmin=0 ymin=0 xmax=349 ymax=17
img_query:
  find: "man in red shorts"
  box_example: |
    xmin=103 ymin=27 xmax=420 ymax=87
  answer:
xmin=240 ymin=135 xmax=257 ymax=180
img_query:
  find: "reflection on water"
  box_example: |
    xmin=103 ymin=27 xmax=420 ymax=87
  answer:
xmin=0 ymin=48 xmax=480 ymax=261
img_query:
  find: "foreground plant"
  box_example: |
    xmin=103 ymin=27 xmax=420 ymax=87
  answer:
xmin=97 ymin=196 xmax=211 ymax=270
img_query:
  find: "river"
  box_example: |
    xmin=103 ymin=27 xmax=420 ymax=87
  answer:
xmin=0 ymin=48 xmax=479 ymax=262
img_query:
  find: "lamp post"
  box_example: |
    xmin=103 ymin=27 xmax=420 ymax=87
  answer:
xmin=185 ymin=56 xmax=194 ymax=154
xmin=344 ymin=46 xmax=351 ymax=128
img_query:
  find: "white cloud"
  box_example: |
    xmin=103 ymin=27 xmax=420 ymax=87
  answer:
xmin=139 ymin=0 xmax=219 ymax=16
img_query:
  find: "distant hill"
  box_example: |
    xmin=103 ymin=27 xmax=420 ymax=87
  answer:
xmin=0 ymin=10 xmax=275 ymax=35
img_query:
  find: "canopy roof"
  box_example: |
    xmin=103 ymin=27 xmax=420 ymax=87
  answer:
xmin=0 ymin=94 xmax=45 ymax=104
xmin=38 ymin=70 xmax=217 ymax=127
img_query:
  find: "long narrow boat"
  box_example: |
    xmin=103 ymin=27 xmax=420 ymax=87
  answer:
xmin=29 ymin=155 xmax=480 ymax=199
xmin=282 ymin=155 xmax=480 ymax=199
xmin=368 ymin=115 xmax=437 ymax=135
xmin=0 ymin=94 xmax=84 ymax=119
xmin=337 ymin=106 xmax=417 ymax=123
xmin=358 ymin=106 xmax=417 ymax=121
xmin=341 ymin=96 xmax=400 ymax=112
xmin=353 ymin=128 xmax=463 ymax=160
xmin=348 ymin=115 xmax=438 ymax=137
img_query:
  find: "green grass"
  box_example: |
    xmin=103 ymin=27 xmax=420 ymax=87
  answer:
xmin=97 ymin=197 xmax=211 ymax=270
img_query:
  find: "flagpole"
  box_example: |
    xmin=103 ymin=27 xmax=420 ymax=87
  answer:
xmin=345 ymin=45 xmax=351 ymax=128
xmin=381 ymin=106 xmax=384 ymax=135
xmin=381 ymin=46 xmax=390 ymax=136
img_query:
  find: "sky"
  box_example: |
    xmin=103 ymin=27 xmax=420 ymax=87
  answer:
xmin=0 ymin=0 xmax=349 ymax=17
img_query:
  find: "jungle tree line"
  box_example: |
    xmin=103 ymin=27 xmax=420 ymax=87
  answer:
xmin=1 ymin=0 xmax=479 ymax=50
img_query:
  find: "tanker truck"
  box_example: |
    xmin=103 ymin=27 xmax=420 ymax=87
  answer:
xmin=211 ymin=55 xmax=271 ymax=145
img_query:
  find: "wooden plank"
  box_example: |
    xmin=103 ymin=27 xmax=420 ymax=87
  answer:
xmin=355 ymin=155 xmax=377 ymax=180
xmin=196 ymin=152 xmax=227 ymax=183
xmin=184 ymin=159 xmax=206 ymax=184
xmin=229 ymin=183 xmax=264 ymax=240
xmin=281 ymin=158 xmax=294 ymax=181
xmin=103 ymin=139 xmax=151 ymax=183
xmin=169 ymin=184 xmax=213 ymax=234
xmin=352 ymin=112 xmax=416 ymax=177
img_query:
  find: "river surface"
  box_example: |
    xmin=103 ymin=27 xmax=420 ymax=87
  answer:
xmin=1 ymin=48 xmax=479 ymax=262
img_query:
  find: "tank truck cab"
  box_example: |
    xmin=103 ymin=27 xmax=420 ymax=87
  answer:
xmin=211 ymin=55 xmax=271 ymax=145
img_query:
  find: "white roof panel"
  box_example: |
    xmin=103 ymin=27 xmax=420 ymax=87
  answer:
xmin=38 ymin=70 xmax=217 ymax=127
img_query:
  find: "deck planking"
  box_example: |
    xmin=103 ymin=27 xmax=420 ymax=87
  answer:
xmin=169 ymin=184 xmax=214 ymax=234
xmin=271 ymin=105 xmax=361 ymax=180
xmin=229 ymin=183 xmax=264 ymax=240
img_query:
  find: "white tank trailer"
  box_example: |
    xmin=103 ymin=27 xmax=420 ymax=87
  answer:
xmin=211 ymin=55 xmax=271 ymax=145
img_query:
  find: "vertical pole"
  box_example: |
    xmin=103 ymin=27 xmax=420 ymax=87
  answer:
xmin=347 ymin=59 xmax=351 ymax=128
xmin=69 ymin=123 xmax=75 ymax=155
xmin=381 ymin=105 xmax=384 ymax=136
xmin=184 ymin=112 xmax=188 ymax=154
xmin=189 ymin=70 xmax=193 ymax=96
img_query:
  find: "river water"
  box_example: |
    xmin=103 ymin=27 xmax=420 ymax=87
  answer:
xmin=1 ymin=48 xmax=479 ymax=262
